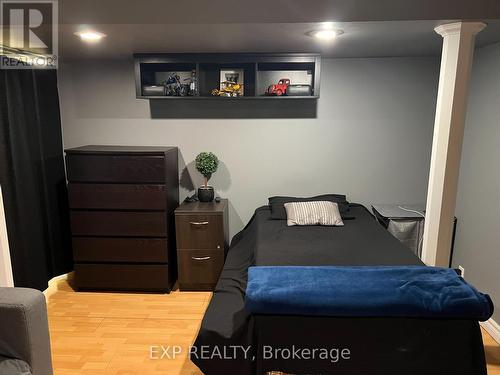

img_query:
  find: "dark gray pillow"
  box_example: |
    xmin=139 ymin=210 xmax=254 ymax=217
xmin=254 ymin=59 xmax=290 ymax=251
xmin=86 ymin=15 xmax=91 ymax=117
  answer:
xmin=268 ymin=194 xmax=349 ymax=220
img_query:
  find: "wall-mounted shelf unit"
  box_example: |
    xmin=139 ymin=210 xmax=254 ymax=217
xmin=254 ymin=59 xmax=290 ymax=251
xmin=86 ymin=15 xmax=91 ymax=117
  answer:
xmin=134 ymin=53 xmax=321 ymax=100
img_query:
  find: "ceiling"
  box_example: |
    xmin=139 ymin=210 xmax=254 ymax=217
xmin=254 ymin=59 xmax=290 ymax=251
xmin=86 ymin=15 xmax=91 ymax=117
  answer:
xmin=58 ymin=0 xmax=500 ymax=24
xmin=59 ymin=20 xmax=500 ymax=59
xmin=6 ymin=0 xmax=500 ymax=59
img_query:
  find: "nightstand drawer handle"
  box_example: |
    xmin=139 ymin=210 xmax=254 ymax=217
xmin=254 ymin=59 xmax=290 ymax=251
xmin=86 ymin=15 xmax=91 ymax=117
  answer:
xmin=192 ymin=256 xmax=211 ymax=261
xmin=189 ymin=221 xmax=209 ymax=226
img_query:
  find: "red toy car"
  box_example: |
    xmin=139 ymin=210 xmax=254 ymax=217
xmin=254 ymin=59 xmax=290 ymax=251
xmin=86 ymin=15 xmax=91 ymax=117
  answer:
xmin=266 ymin=78 xmax=290 ymax=96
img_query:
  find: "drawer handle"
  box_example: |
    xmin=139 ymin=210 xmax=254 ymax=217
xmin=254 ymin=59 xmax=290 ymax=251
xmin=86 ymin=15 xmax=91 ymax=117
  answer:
xmin=192 ymin=256 xmax=211 ymax=261
xmin=189 ymin=221 xmax=209 ymax=226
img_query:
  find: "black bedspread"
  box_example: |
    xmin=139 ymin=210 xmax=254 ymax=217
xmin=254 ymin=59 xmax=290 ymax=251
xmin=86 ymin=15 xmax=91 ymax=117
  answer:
xmin=191 ymin=204 xmax=486 ymax=375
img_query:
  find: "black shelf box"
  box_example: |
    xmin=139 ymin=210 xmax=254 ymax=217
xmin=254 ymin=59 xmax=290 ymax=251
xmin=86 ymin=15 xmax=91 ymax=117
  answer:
xmin=134 ymin=53 xmax=321 ymax=100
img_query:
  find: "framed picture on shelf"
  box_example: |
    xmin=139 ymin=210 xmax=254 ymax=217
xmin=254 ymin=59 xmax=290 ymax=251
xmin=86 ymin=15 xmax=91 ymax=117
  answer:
xmin=220 ymin=69 xmax=244 ymax=96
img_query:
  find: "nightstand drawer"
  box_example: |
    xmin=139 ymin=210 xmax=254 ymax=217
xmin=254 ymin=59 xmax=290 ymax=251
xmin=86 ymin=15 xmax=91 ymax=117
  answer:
xmin=177 ymin=249 xmax=224 ymax=290
xmin=175 ymin=214 xmax=224 ymax=249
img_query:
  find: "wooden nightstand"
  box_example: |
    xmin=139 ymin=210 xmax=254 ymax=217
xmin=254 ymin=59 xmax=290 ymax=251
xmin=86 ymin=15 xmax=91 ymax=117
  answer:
xmin=175 ymin=199 xmax=229 ymax=291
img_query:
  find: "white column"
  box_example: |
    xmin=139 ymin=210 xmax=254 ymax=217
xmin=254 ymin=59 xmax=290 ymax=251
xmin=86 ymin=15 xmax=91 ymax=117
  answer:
xmin=0 ymin=186 xmax=14 ymax=287
xmin=422 ymin=22 xmax=486 ymax=266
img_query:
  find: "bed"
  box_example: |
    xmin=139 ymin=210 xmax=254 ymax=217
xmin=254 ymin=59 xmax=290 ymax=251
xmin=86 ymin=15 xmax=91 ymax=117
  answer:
xmin=191 ymin=204 xmax=487 ymax=375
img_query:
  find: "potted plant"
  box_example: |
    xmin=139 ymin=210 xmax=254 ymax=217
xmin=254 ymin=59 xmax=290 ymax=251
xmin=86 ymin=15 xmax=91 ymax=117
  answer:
xmin=195 ymin=152 xmax=219 ymax=202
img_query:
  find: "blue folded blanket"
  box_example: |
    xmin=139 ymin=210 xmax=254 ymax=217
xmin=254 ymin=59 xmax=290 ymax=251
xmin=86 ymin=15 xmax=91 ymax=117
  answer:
xmin=245 ymin=266 xmax=493 ymax=321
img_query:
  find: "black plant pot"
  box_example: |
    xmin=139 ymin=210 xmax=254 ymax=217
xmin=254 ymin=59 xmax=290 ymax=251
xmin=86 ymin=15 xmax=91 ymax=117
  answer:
xmin=198 ymin=186 xmax=215 ymax=202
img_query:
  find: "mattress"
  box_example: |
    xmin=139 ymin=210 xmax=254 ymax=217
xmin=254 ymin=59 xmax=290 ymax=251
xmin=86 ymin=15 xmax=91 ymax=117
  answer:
xmin=191 ymin=204 xmax=486 ymax=375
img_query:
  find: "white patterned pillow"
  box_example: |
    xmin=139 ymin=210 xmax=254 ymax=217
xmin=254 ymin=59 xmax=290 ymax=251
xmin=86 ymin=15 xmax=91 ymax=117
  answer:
xmin=284 ymin=201 xmax=344 ymax=227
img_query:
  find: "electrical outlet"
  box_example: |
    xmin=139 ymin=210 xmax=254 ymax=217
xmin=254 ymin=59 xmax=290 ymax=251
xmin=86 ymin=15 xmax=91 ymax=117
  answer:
xmin=458 ymin=265 xmax=465 ymax=278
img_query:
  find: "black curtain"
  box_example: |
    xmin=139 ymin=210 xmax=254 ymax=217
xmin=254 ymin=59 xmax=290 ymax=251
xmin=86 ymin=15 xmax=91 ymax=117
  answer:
xmin=0 ymin=68 xmax=72 ymax=291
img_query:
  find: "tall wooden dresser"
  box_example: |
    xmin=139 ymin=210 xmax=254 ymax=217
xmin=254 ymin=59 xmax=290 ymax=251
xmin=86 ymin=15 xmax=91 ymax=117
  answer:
xmin=65 ymin=145 xmax=179 ymax=292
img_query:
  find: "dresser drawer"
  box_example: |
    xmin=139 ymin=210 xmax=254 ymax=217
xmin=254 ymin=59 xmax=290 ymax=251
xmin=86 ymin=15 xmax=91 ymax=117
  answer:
xmin=177 ymin=249 xmax=224 ymax=290
xmin=68 ymin=183 xmax=167 ymax=210
xmin=66 ymin=154 xmax=165 ymax=183
xmin=71 ymin=211 xmax=167 ymax=237
xmin=73 ymin=237 xmax=168 ymax=263
xmin=175 ymin=214 xmax=224 ymax=249
xmin=75 ymin=263 xmax=170 ymax=292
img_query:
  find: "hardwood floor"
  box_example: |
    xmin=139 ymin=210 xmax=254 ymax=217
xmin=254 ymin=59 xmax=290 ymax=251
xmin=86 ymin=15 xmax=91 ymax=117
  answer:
xmin=46 ymin=277 xmax=209 ymax=374
xmin=46 ymin=277 xmax=500 ymax=375
xmin=485 ymin=329 xmax=500 ymax=375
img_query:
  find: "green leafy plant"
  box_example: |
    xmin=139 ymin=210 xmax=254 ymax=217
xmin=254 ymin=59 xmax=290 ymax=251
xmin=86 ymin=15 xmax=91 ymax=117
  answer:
xmin=195 ymin=152 xmax=219 ymax=187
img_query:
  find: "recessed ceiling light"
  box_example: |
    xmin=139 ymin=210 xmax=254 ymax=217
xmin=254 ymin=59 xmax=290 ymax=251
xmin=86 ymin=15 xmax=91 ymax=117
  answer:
xmin=74 ymin=31 xmax=106 ymax=43
xmin=306 ymin=28 xmax=344 ymax=41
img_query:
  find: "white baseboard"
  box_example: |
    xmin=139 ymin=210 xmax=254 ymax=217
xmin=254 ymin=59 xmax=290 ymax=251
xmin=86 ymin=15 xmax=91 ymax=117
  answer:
xmin=48 ymin=272 xmax=70 ymax=285
xmin=480 ymin=318 xmax=500 ymax=344
xmin=43 ymin=272 xmax=72 ymax=298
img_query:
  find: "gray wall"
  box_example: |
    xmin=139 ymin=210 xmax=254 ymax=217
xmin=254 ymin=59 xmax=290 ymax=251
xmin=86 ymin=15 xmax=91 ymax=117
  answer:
xmin=453 ymin=42 xmax=500 ymax=322
xmin=58 ymin=57 xmax=438 ymax=238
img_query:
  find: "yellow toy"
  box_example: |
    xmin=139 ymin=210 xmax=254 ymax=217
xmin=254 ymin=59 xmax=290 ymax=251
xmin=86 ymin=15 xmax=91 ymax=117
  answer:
xmin=211 ymin=81 xmax=243 ymax=97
